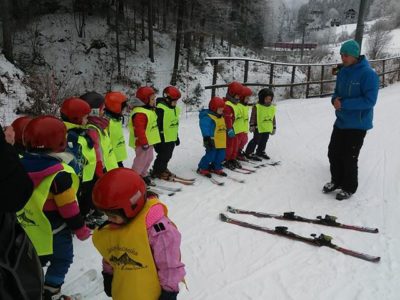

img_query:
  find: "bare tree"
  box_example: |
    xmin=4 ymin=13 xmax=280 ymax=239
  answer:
xmin=170 ymin=0 xmax=185 ymax=85
xmin=367 ymin=20 xmax=393 ymax=59
xmin=1 ymin=0 xmax=14 ymax=62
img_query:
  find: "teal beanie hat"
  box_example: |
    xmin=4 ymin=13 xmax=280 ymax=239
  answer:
xmin=340 ymin=40 xmax=360 ymax=58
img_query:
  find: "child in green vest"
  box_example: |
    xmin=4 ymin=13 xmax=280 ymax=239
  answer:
xmin=237 ymin=86 xmax=253 ymax=161
xmin=151 ymin=86 xmax=181 ymax=180
xmin=245 ymin=88 xmax=276 ymax=160
xmin=104 ymin=91 xmax=128 ymax=167
xmin=18 ymin=116 xmax=91 ymax=300
xmin=129 ymin=87 xmax=161 ymax=186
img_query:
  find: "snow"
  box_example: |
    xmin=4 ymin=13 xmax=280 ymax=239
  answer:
xmin=67 ymin=82 xmax=400 ymax=299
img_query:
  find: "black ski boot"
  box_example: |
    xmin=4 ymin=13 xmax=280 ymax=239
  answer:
xmin=336 ymin=189 xmax=353 ymax=200
xmin=322 ymin=182 xmax=339 ymax=193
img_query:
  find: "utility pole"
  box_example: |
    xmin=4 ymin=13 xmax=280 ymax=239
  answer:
xmin=354 ymin=0 xmax=370 ymax=50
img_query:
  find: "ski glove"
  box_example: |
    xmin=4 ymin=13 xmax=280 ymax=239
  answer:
xmin=75 ymin=225 xmax=91 ymax=241
xmin=102 ymin=272 xmax=113 ymax=297
xmin=203 ymin=137 xmax=215 ymax=150
xmin=159 ymin=290 xmax=178 ymax=300
xmin=271 ymin=128 xmax=276 ymax=135
xmin=142 ymin=144 xmax=150 ymax=151
xmin=227 ymin=128 xmax=235 ymax=138
xmin=175 ymin=137 xmax=180 ymax=146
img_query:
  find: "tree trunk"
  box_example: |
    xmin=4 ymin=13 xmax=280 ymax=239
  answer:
xmin=199 ymin=17 xmax=206 ymax=56
xmin=134 ymin=5 xmax=137 ymax=51
xmin=148 ymin=0 xmax=155 ymax=62
xmin=1 ymin=0 xmax=14 ymax=62
xmin=171 ymin=0 xmax=185 ymax=85
xmin=141 ymin=1 xmax=146 ymax=41
xmin=162 ymin=0 xmax=167 ymax=31
xmin=116 ymin=1 xmax=122 ymax=77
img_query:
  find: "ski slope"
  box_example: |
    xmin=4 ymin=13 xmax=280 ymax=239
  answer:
xmin=68 ymin=83 xmax=400 ymax=300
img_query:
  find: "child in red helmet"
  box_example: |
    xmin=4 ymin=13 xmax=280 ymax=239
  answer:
xmin=151 ymin=86 xmax=181 ymax=180
xmin=60 ymin=97 xmax=102 ymax=225
xmin=92 ymin=168 xmax=186 ymax=300
xmin=236 ymin=86 xmax=254 ymax=161
xmin=129 ymin=86 xmax=161 ymax=186
xmin=11 ymin=115 xmax=32 ymax=154
xmin=104 ymin=91 xmax=128 ymax=167
xmin=223 ymin=81 xmax=244 ymax=170
xmin=18 ymin=116 xmax=90 ymax=300
xmin=197 ymin=97 xmax=228 ymax=177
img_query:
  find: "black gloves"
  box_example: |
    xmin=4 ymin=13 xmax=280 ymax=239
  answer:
xmin=175 ymin=137 xmax=180 ymax=146
xmin=203 ymin=137 xmax=215 ymax=150
xmin=102 ymin=272 xmax=113 ymax=297
xmin=159 ymin=290 xmax=178 ymax=300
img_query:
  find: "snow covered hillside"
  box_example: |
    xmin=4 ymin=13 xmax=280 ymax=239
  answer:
xmin=69 ymin=82 xmax=400 ymax=299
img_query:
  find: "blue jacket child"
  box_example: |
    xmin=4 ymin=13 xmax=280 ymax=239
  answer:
xmin=197 ymin=97 xmax=228 ymax=177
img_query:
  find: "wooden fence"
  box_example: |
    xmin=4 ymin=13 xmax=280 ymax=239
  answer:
xmin=205 ymin=56 xmax=400 ymax=99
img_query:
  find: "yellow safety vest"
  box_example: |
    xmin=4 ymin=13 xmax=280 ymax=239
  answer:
xmin=226 ymin=101 xmax=244 ymax=134
xmin=129 ymin=107 xmax=161 ymax=148
xmin=92 ymin=197 xmax=167 ymax=300
xmin=157 ymin=103 xmax=181 ymax=143
xmin=88 ymin=124 xmax=118 ymax=171
xmin=108 ymin=118 xmax=128 ymax=163
xmin=256 ymin=104 xmax=276 ymax=133
xmin=17 ymin=163 xmax=79 ymax=256
xmin=208 ymin=114 xmax=227 ymax=149
xmin=64 ymin=122 xmax=96 ymax=182
xmin=237 ymin=103 xmax=250 ymax=134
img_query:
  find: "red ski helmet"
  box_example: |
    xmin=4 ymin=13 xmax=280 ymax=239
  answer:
xmin=11 ymin=116 xmax=32 ymax=147
xmin=105 ymin=91 xmax=128 ymax=114
xmin=136 ymin=87 xmax=155 ymax=105
xmin=227 ymin=81 xmax=243 ymax=97
xmin=209 ymin=97 xmax=225 ymax=113
xmin=163 ymin=86 xmax=181 ymax=101
xmin=240 ymin=86 xmax=252 ymax=101
xmin=23 ymin=116 xmax=67 ymax=153
xmin=60 ymin=97 xmax=91 ymax=125
xmin=92 ymin=168 xmax=147 ymax=219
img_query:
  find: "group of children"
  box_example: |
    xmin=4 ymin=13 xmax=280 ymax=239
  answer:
xmin=7 ymin=87 xmax=186 ymax=300
xmin=4 ymin=81 xmax=276 ymax=300
xmin=197 ymin=81 xmax=277 ymax=177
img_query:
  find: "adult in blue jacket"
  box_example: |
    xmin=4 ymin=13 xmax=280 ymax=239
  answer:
xmin=323 ymin=40 xmax=379 ymax=200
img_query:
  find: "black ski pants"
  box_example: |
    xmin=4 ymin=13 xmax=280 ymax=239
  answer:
xmin=245 ymin=130 xmax=270 ymax=156
xmin=328 ymin=126 xmax=366 ymax=194
xmin=152 ymin=142 xmax=176 ymax=175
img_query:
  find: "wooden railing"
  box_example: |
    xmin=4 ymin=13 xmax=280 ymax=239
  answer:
xmin=205 ymin=56 xmax=400 ymax=99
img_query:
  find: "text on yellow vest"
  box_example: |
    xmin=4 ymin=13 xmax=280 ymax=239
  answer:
xmin=256 ymin=104 xmax=276 ymax=133
xmin=17 ymin=163 xmax=79 ymax=256
xmin=157 ymin=102 xmax=181 ymax=143
xmin=129 ymin=107 xmax=161 ymax=148
xmin=108 ymin=118 xmax=128 ymax=163
xmin=226 ymin=101 xmax=244 ymax=134
xmin=88 ymin=124 xmax=118 ymax=171
xmin=208 ymin=114 xmax=227 ymax=149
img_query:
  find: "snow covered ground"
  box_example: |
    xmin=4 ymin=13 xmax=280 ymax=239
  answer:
xmin=68 ymin=82 xmax=400 ymax=299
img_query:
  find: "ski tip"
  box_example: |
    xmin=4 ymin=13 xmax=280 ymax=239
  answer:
xmin=373 ymin=228 xmax=379 ymax=233
xmin=226 ymin=206 xmax=235 ymax=212
xmin=219 ymin=213 xmax=229 ymax=221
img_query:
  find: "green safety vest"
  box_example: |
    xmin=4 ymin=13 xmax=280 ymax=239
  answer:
xmin=108 ymin=118 xmax=127 ymax=163
xmin=237 ymin=103 xmax=250 ymax=134
xmin=88 ymin=124 xmax=118 ymax=171
xmin=64 ymin=122 xmax=96 ymax=182
xmin=129 ymin=107 xmax=161 ymax=148
xmin=256 ymin=104 xmax=276 ymax=133
xmin=226 ymin=101 xmax=244 ymax=134
xmin=17 ymin=163 xmax=79 ymax=256
xmin=157 ymin=103 xmax=181 ymax=142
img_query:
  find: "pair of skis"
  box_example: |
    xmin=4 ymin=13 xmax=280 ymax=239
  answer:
xmin=221 ymin=206 xmax=380 ymax=263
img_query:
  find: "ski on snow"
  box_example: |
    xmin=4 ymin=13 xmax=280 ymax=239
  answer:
xmin=226 ymin=206 xmax=379 ymax=233
xmin=220 ymin=214 xmax=380 ymax=263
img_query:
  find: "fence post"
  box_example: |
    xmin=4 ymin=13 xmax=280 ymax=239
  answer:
xmin=290 ymin=65 xmax=296 ymax=98
xmin=269 ymin=63 xmax=274 ymax=86
xmin=306 ymin=65 xmax=311 ymax=98
xmin=211 ymin=60 xmax=218 ymax=97
xmin=244 ymin=60 xmax=249 ymax=83
xmin=382 ymin=59 xmax=386 ymax=87
xmin=320 ymin=65 xmax=325 ymax=97
xmin=397 ymin=58 xmax=400 ymax=82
